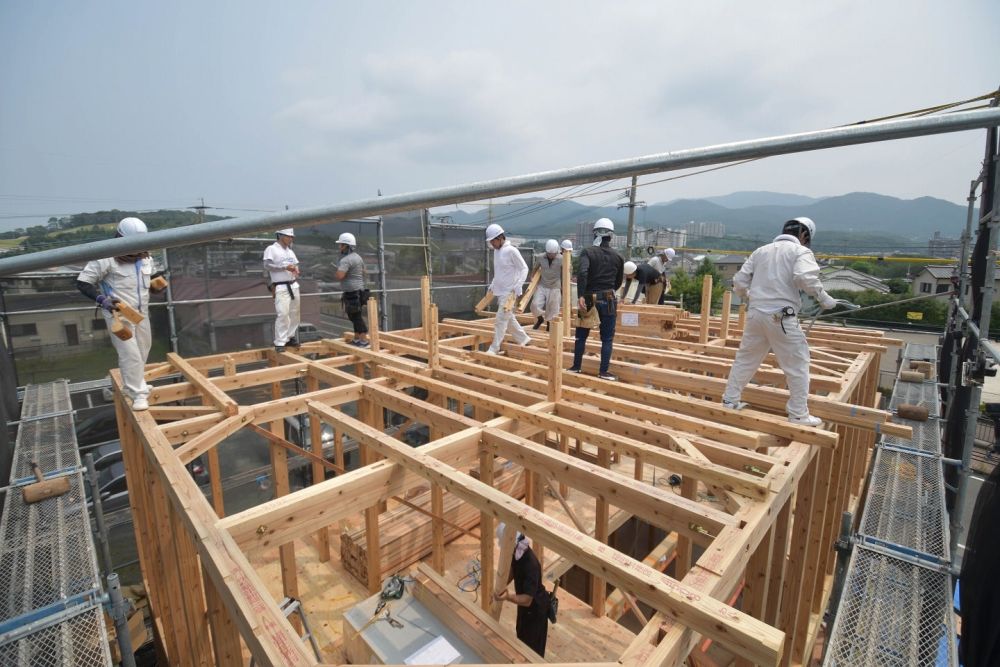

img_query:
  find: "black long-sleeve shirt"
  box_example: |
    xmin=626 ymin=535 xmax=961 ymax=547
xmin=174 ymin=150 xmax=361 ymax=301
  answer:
xmin=577 ymin=244 xmax=624 ymax=297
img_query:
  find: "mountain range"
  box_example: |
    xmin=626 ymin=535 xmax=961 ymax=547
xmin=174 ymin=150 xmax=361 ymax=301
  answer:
xmin=442 ymin=191 xmax=970 ymax=250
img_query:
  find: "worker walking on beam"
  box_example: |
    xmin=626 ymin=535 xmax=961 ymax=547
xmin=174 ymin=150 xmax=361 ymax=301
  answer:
xmin=76 ymin=217 xmax=166 ymax=411
xmin=568 ymin=218 xmax=624 ymax=380
xmin=485 ymin=224 xmax=531 ymax=354
xmin=531 ymin=239 xmax=563 ymax=331
xmin=721 ymin=217 xmax=836 ymax=426
xmin=264 ymin=228 xmax=301 ymax=352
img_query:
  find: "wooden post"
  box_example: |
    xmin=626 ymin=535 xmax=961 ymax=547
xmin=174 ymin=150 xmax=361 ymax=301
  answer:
xmin=720 ymin=290 xmax=733 ymax=341
xmin=490 ymin=524 xmax=518 ymax=619
xmin=269 ymin=376 xmax=300 ymax=628
xmin=428 ymin=304 xmax=440 ymax=369
xmin=591 ymin=447 xmax=611 ymax=617
xmin=306 ymin=375 xmax=330 ymax=562
xmin=737 ymin=301 xmax=747 ymax=330
xmin=559 ymin=434 xmax=570 ymax=498
xmin=203 ymin=569 xmax=243 ymax=667
xmin=421 ymin=275 xmax=432 ymax=337
xmin=479 ymin=449 xmax=495 ymax=614
xmin=548 ymin=317 xmax=563 ymax=402
xmin=367 ymin=296 xmax=380 ymax=351
xmin=562 ymin=247 xmax=572 ymax=337
xmin=431 ymin=484 xmax=445 ymax=574
xmin=531 ymin=468 xmax=545 ymax=569
xmin=699 ymin=274 xmax=713 ymax=344
xmin=674 ymin=475 xmax=697 ymax=578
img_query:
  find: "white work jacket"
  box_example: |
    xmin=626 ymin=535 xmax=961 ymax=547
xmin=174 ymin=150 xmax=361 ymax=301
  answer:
xmin=263 ymin=242 xmax=299 ymax=283
xmin=77 ymin=256 xmax=152 ymax=315
xmin=490 ymin=241 xmax=528 ymax=297
xmin=733 ymin=234 xmax=834 ymax=313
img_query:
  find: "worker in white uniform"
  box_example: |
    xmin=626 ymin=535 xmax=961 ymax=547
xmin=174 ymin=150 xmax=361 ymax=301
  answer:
xmin=560 ymin=239 xmax=573 ymax=252
xmin=721 ymin=217 xmax=836 ymax=426
xmin=76 ymin=217 xmax=164 ymax=411
xmin=646 ymin=247 xmax=675 ymax=305
xmin=485 ymin=224 xmax=531 ymax=354
xmin=531 ymin=239 xmax=562 ymax=331
xmin=264 ymin=228 xmax=301 ymax=352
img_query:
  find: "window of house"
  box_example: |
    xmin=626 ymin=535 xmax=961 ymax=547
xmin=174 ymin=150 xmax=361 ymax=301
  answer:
xmin=10 ymin=323 xmax=38 ymax=337
xmin=92 ymin=318 xmax=107 ymax=331
xmin=919 ymin=283 xmax=931 ymax=294
xmin=935 ymin=284 xmax=950 ymax=294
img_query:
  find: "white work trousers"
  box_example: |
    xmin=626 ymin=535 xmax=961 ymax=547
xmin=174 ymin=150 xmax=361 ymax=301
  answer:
xmin=109 ymin=315 xmax=152 ymax=402
xmin=531 ymin=286 xmax=562 ymax=321
xmin=488 ymin=294 xmax=531 ymax=353
xmin=273 ymin=283 xmax=301 ymax=346
xmin=722 ymin=309 xmax=811 ymax=419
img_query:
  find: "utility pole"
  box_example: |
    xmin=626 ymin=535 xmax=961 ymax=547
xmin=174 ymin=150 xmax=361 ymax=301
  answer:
xmin=620 ymin=176 xmax=645 ymax=258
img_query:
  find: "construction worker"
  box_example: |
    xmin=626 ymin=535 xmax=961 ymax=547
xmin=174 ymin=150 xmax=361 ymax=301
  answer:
xmin=568 ymin=218 xmax=624 ymax=380
xmin=621 ymin=260 xmax=662 ymax=304
xmin=721 ymin=217 xmax=836 ymax=426
xmin=531 ymin=239 xmax=562 ymax=330
xmin=485 ymin=224 xmax=531 ymax=354
xmin=264 ymin=228 xmax=300 ymax=352
xmin=646 ymin=247 xmax=675 ymax=305
xmin=336 ymin=232 xmax=370 ymax=348
xmin=493 ymin=523 xmax=549 ymax=657
xmin=560 ymin=239 xmax=573 ymax=252
xmin=76 ymin=217 xmax=165 ymax=411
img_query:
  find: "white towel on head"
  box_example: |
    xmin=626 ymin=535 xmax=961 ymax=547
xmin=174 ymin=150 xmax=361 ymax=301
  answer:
xmin=496 ymin=522 xmax=532 ymax=560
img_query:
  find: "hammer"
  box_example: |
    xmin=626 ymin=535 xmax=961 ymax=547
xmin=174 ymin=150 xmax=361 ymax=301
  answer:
xmin=21 ymin=462 xmax=71 ymax=504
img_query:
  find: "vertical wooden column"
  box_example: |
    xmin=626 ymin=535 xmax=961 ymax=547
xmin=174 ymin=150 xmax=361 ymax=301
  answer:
xmin=357 ymin=396 xmax=384 ymax=593
xmin=428 ymin=304 xmax=440 ymax=369
xmin=547 ymin=317 xmax=563 ymax=402
xmin=490 ymin=526 xmax=518 ymax=620
xmin=561 ymin=247 xmax=572 ymax=337
xmin=734 ymin=523 xmax=775 ymax=667
xmin=431 ymin=485 xmax=445 ymax=574
xmin=269 ymin=374 xmax=300 ymax=625
xmin=479 ymin=449 xmax=495 ymax=614
xmin=306 ymin=375 xmax=331 ymax=562
xmin=674 ymin=475 xmax=698 ymax=578
xmin=203 ymin=568 xmax=243 ymax=667
xmin=591 ymin=447 xmax=611 ymax=617
xmin=699 ymin=274 xmax=713 ymax=343
xmin=719 ymin=290 xmax=733 ymax=341
xmin=421 ymin=275 xmax=432 ymax=337
xmin=367 ymin=297 xmax=380 ymax=351
xmin=531 ymin=469 xmax=545 ymax=569
xmin=737 ymin=302 xmax=747 ymax=330
xmin=168 ymin=504 xmax=213 ymax=667
xmin=777 ymin=454 xmax=819 ymax=667
xmin=206 ymin=359 xmax=236 ymax=518
xmin=559 ymin=434 xmax=570 ymax=497
xmin=792 ymin=447 xmax=834 ymax=664
xmin=116 ymin=395 xmax=178 ymax=665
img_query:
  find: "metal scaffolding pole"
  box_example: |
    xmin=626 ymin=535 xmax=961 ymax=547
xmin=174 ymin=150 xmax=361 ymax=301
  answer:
xmin=2 ymin=108 xmax=999 ymax=276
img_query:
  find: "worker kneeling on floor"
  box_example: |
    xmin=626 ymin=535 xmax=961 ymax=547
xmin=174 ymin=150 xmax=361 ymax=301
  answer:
xmin=76 ymin=217 xmax=166 ymax=411
xmin=721 ymin=217 xmax=836 ymax=426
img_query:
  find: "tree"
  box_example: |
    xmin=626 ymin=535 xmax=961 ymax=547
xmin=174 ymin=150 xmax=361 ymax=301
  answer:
xmin=669 ymin=258 xmax=726 ymax=312
xmin=886 ymin=278 xmax=910 ymax=294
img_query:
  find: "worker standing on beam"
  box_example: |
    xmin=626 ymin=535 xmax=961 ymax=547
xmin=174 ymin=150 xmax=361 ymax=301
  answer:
xmin=531 ymin=239 xmax=563 ymax=331
xmin=621 ymin=260 xmax=662 ymax=304
xmin=568 ymin=218 xmax=624 ymax=380
xmin=264 ymin=228 xmax=301 ymax=352
xmin=336 ymin=232 xmax=370 ymax=348
xmin=721 ymin=217 xmax=836 ymax=426
xmin=485 ymin=224 xmax=532 ymax=354
xmin=76 ymin=217 xmax=165 ymax=411
xmin=493 ymin=523 xmax=549 ymax=657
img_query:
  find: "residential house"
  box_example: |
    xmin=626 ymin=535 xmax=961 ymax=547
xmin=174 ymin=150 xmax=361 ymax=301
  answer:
xmin=819 ymin=266 xmax=890 ymax=294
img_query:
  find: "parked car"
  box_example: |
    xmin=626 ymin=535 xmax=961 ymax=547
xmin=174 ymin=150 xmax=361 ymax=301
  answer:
xmin=90 ymin=441 xmax=122 ymax=470
xmin=75 ymin=406 xmax=119 ymax=447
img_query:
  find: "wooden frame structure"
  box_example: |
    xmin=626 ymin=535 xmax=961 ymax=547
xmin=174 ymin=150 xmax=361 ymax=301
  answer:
xmin=113 ymin=276 xmax=908 ymax=666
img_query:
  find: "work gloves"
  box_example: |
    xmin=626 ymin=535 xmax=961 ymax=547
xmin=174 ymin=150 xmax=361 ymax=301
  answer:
xmin=96 ymin=295 xmax=121 ymax=312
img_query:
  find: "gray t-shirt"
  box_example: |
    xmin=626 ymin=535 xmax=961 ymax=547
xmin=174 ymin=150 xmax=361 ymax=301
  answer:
xmin=337 ymin=251 xmax=366 ymax=292
xmin=536 ymin=253 xmax=562 ymax=289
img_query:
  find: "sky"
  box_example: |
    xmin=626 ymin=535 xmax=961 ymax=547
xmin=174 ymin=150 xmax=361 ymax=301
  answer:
xmin=1 ymin=1 xmax=998 ymax=233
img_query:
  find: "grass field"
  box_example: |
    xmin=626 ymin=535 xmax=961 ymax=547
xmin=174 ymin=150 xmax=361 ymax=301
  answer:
xmin=0 ymin=236 xmax=26 ymax=248
xmin=46 ymin=223 xmax=117 ymax=238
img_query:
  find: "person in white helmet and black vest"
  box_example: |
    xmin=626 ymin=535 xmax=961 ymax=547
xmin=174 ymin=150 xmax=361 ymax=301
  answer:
xmin=76 ymin=217 xmax=167 ymax=411
xmin=485 ymin=223 xmax=531 ymax=354
xmin=530 ymin=239 xmax=563 ymax=331
xmin=264 ymin=228 xmax=301 ymax=352
xmin=335 ymin=232 xmax=370 ymax=347
xmin=721 ymin=217 xmax=836 ymax=426
xmin=621 ymin=260 xmax=662 ymax=304
xmin=568 ymin=218 xmax=624 ymax=380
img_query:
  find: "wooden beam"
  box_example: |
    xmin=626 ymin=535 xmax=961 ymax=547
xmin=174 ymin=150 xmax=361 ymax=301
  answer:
xmin=175 ymin=410 xmax=251 ymax=465
xmin=699 ymin=274 xmax=713 ymax=344
xmin=167 ymin=352 xmax=239 ymax=416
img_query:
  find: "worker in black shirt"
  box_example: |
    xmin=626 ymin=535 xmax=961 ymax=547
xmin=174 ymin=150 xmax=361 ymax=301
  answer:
xmin=568 ymin=218 xmax=624 ymax=380
xmin=493 ymin=524 xmax=549 ymax=657
xmin=622 ymin=260 xmax=663 ymax=304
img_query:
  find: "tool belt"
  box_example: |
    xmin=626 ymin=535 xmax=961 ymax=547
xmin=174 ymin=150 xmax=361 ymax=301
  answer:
xmin=342 ymin=289 xmax=371 ymax=316
xmin=272 ymin=280 xmax=297 ymax=299
xmin=575 ymin=290 xmax=616 ymax=329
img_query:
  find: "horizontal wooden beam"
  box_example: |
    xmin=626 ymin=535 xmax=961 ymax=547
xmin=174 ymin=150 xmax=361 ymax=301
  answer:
xmin=167 ymin=352 xmax=239 ymax=416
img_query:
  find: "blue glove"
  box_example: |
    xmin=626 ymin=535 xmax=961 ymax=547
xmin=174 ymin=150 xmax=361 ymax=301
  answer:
xmin=96 ymin=295 xmax=120 ymax=312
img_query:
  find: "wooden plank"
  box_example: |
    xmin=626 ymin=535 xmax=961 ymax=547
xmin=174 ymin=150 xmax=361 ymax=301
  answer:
xmin=591 ymin=447 xmax=610 ymax=617
xmin=699 ymin=274 xmax=712 ymax=344
xmin=309 ymin=400 xmax=785 ymax=666
xmin=167 ymin=352 xmax=239 ymax=415
xmin=175 ymin=411 xmax=251 ymax=465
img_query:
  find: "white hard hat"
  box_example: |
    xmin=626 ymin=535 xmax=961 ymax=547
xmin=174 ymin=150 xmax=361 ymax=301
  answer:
xmin=561 ymin=239 xmax=573 ymax=251
xmin=337 ymin=232 xmax=356 ymax=246
xmin=624 ymin=261 xmax=637 ymax=275
xmin=785 ymin=217 xmax=816 ymax=241
xmin=593 ymin=218 xmax=614 ymax=233
xmin=665 ymin=248 xmax=676 ymax=260
xmin=485 ymin=223 xmax=505 ymax=242
xmin=117 ymin=217 xmax=147 ymax=236
xmin=276 ymin=228 xmax=295 ymax=237
xmin=545 ymin=239 xmax=559 ymax=254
